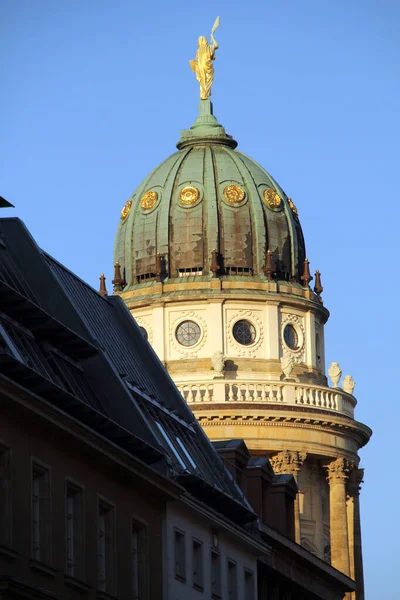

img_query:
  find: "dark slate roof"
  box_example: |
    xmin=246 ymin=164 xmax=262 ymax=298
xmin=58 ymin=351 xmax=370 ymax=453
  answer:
xmin=0 ymin=217 xmax=255 ymax=524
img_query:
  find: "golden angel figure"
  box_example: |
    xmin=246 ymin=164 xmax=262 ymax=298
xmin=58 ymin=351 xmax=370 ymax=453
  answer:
xmin=190 ymin=17 xmax=220 ymax=100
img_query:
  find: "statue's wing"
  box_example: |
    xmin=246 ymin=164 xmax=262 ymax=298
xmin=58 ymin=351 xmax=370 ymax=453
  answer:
xmin=189 ymin=59 xmax=196 ymax=72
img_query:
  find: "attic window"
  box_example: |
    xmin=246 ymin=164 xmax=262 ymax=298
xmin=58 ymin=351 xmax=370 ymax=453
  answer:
xmin=175 ymin=437 xmax=197 ymax=469
xmin=225 ymin=266 xmax=252 ymax=276
xmin=155 ymin=422 xmax=188 ymax=471
xmin=177 ymin=267 xmax=203 ymax=277
xmin=136 ymin=273 xmax=156 ymax=283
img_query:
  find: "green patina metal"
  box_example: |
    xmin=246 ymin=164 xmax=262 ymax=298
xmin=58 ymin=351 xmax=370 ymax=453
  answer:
xmin=115 ymin=100 xmax=306 ymax=289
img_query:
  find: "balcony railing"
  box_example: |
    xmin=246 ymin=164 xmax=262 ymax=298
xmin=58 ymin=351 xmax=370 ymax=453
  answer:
xmin=176 ymin=380 xmax=356 ymax=419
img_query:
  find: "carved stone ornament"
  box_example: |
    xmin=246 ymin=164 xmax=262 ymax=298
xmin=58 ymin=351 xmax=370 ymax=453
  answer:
xmin=133 ymin=316 xmax=153 ymax=344
xmin=227 ymin=310 xmax=264 ymax=357
xmin=169 ymin=310 xmax=207 ymax=358
xmin=211 ymin=350 xmax=225 ymax=374
xmin=280 ymin=314 xmax=305 ymax=363
xmin=223 ymin=184 xmax=245 ymax=204
xmin=328 ymin=362 xmax=342 ymax=387
xmin=342 ymin=374 xmax=356 ymax=395
xmin=140 ymin=190 xmax=158 ymax=210
xmin=179 ymin=186 xmax=200 ymax=206
xmin=326 ymin=457 xmax=353 ymax=483
xmin=347 ymin=467 xmax=364 ymax=497
xmin=264 ymin=188 xmax=282 ymax=208
xmin=121 ymin=199 xmax=132 ymax=220
xmin=280 ymin=352 xmax=294 ymax=379
xmin=288 ymin=197 xmax=298 ymax=217
xmin=270 ymin=450 xmax=307 ymax=477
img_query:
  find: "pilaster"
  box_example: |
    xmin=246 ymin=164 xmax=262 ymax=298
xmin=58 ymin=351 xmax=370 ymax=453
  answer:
xmin=347 ymin=467 xmax=364 ymax=600
xmin=270 ymin=450 xmax=307 ymax=544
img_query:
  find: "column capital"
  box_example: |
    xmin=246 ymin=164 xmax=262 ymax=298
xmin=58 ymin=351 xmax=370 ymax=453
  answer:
xmin=347 ymin=466 xmax=364 ymax=497
xmin=270 ymin=450 xmax=307 ymax=477
xmin=325 ymin=457 xmax=354 ymax=484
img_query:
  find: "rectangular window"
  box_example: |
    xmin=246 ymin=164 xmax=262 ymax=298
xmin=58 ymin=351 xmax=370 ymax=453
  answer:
xmin=244 ymin=568 xmax=255 ymax=599
xmin=65 ymin=480 xmax=85 ymax=580
xmin=192 ymin=539 xmax=203 ymax=589
xmin=0 ymin=446 xmax=11 ymax=547
xmin=97 ymin=500 xmax=116 ymax=595
xmin=211 ymin=550 xmax=221 ymax=598
xmin=174 ymin=529 xmax=186 ymax=581
xmin=132 ymin=518 xmax=148 ymax=600
xmin=227 ymin=560 xmax=237 ymax=600
xmin=155 ymin=422 xmax=187 ymax=471
xmin=31 ymin=462 xmax=51 ymax=564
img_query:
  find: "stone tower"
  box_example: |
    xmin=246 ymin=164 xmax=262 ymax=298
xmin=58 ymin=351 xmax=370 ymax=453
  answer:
xmin=113 ymin=99 xmax=371 ymax=598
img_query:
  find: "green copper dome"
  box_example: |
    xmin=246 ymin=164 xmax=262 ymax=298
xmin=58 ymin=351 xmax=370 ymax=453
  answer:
xmin=115 ymin=101 xmax=305 ymax=287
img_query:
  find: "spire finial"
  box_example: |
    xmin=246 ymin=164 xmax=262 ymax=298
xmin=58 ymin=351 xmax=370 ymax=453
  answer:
xmin=190 ymin=17 xmax=220 ymax=100
xmin=112 ymin=261 xmax=125 ymax=293
xmin=99 ymin=274 xmax=108 ymax=297
xmin=314 ymin=269 xmax=323 ymax=302
xmin=301 ymin=258 xmax=313 ymax=288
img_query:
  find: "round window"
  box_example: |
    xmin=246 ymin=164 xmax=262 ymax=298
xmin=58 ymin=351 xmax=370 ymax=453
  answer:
xmin=284 ymin=324 xmax=299 ymax=350
xmin=233 ymin=320 xmax=256 ymax=346
xmin=139 ymin=326 xmax=148 ymax=341
xmin=176 ymin=320 xmax=201 ymax=347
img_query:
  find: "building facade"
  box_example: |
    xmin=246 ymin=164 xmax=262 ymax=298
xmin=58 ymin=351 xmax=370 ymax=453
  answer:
xmin=114 ymin=91 xmax=371 ymax=598
xmin=0 ymin=216 xmax=354 ymax=599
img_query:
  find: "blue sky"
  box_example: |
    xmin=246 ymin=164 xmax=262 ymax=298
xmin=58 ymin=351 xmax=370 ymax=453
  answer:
xmin=1 ymin=1 xmax=398 ymax=596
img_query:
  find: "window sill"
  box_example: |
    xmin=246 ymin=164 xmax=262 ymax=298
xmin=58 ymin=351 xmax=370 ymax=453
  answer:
xmin=0 ymin=544 xmax=18 ymax=560
xmin=29 ymin=559 xmax=58 ymax=578
xmin=193 ymin=583 xmax=204 ymax=592
xmin=175 ymin=574 xmax=187 ymax=584
xmin=64 ymin=575 xmax=91 ymax=593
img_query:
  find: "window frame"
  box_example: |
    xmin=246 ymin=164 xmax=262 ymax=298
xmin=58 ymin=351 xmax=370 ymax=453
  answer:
xmin=211 ymin=549 xmax=222 ymax=599
xmin=174 ymin=528 xmax=186 ymax=582
xmin=65 ymin=478 xmax=86 ymax=581
xmin=227 ymin=558 xmax=238 ymax=600
xmin=131 ymin=515 xmax=148 ymax=600
xmin=97 ymin=495 xmax=117 ymax=596
xmin=192 ymin=537 xmax=204 ymax=591
xmin=0 ymin=443 xmax=12 ymax=549
xmin=30 ymin=457 xmax=52 ymax=565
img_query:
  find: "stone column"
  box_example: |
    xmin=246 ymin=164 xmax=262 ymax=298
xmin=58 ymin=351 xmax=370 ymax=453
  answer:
xmin=310 ymin=462 xmax=325 ymax=559
xmin=347 ymin=467 xmax=365 ymax=600
xmin=270 ymin=450 xmax=307 ymax=544
xmin=326 ymin=457 xmax=352 ymax=577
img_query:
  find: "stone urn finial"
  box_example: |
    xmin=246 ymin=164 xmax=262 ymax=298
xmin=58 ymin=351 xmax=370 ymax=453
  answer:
xmin=342 ymin=374 xmax=356 ymax=395
xmin=328 ymin=362 xmax=342 ymax=387
xmin=211 ymin=351 xmax=225 ymax=376
xmin=281 ymin=353 xmax=294 ymax=379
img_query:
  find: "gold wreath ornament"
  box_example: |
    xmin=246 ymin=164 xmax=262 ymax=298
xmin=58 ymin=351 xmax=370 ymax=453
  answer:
xmin=223 ymin=184 xmax=245 ymax=204
xmin=288 ymin=198 xmax=298 ymax=217
xmin=264 ymin=188 xmax=281 ymax=208
xmin=121 ymin=200 xmax=132 ymax=220
xmin=179 ymin=186 xmax=200 ymax=205
xmin=140 ymin=190 xmax=158 ymax=210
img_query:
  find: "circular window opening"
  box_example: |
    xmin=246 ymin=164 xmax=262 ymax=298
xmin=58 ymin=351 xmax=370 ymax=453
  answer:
xmin=176 ymin=320 xmax=201 ymax=347
xmin=139 ymin=326 xmax=148 ymax=341
xmin=233 ymin=320 xmax=256 ymax=346
xmin=284 ymin=324 xmax=299 ymax=350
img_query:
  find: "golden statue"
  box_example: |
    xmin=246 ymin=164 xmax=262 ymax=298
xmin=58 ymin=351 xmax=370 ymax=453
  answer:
xmin=190 ymin=17 xmax=220 ymax=100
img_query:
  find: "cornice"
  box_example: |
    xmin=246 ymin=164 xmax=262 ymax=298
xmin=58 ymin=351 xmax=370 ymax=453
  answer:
xmin=193 ymin=406 xmax=371 ymax=448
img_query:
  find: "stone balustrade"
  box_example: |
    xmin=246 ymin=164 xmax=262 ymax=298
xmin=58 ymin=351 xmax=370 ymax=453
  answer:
xmin=176 ymin=380 xmax=356 ymax=418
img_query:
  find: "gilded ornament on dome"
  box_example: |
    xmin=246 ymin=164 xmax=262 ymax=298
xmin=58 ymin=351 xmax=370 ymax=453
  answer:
xmin=288 ymin=198 xmax=298 ymax=217
xmin=264 ymin=188 xmax=282 ymax=208
xmin=223 ymin=184 xmax=245 ymax=204
xmin=121 ymin=200 xmax=132 ymax=220
xmin=179 ymin=186 xmax=200 ymax=205
xmin=140 ymin=190 xmax=158 ymax=210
